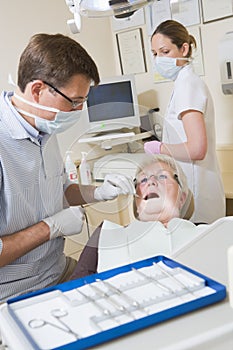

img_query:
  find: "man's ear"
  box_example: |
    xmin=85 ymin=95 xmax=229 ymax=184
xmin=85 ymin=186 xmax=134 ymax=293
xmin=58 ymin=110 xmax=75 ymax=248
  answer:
xmin=30 ymin=80 xmax=44 ymax=102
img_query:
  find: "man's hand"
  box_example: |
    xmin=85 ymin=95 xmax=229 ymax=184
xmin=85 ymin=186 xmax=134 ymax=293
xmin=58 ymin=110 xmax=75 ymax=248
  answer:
xmin=43 ymin=207 xmax=85 ymax=239
xmin=94 ymin=173 xmax=135 ymax=201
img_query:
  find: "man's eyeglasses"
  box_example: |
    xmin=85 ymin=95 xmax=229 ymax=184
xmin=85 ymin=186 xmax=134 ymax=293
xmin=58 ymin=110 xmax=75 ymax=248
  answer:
xmin=43 ymin=81 xmax=88 ymax=109
xmin=135 ymin=171 xmax=182 ymax=188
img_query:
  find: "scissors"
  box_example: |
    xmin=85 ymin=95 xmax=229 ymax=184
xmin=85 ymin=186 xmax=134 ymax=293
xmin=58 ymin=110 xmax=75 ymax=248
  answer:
xmin=28 ymin=308 xmax=80 ymax=339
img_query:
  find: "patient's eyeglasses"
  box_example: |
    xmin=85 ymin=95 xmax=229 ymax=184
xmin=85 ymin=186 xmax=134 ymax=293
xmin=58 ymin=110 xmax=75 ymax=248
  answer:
xmin=135 ymin=171 xmax=182 ymax=188
xmin=43 ymin=81 xmax=88 ymax=109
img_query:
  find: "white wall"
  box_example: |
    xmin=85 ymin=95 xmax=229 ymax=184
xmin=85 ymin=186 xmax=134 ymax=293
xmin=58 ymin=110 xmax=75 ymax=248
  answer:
xmin=200 ymin=18 xmax=233 ymax=144
xmin=0 ymin=1 xmax=70 ymax=89
xmin=0 ymin=1 xmax=115 ymax=89
xmin=0 ymin=1 xmax=232 ymax=157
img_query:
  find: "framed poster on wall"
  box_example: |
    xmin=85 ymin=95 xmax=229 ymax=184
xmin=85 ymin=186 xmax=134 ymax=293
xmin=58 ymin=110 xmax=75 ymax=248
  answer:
xmin=201 ymin=0 xmax=233 ymax=23
xmin=171 ymin=0 xmax=201 ymax=26
xmin=145 ymin=0 xmax=171 ymax=36
xmin=117 ymin=28 xmax=147 ymax=74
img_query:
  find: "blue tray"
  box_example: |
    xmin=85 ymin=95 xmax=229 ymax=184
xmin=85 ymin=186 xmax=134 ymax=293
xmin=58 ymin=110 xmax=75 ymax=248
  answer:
xmin=7 ymin=255 xmax=226 ymax=350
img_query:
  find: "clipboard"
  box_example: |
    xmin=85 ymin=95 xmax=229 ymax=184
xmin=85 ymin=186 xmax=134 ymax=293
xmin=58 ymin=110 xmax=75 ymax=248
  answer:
xmin=4 ymin=256 xmax=226 ymax=350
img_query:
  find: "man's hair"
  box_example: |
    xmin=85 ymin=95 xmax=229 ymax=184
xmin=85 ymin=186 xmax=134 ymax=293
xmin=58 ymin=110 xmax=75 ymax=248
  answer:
xmin=17 ymin=33 xmax=100 ymax=92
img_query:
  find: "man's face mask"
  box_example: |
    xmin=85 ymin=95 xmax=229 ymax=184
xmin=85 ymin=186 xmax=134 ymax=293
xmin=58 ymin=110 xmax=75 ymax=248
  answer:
xmin=13 ymin=93 xmax=82 ymax=134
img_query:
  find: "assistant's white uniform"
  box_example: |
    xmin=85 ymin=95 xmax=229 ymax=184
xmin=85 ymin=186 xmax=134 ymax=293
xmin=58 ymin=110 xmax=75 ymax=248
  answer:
xmin=162 ymin=64 xmax=225 ymax=224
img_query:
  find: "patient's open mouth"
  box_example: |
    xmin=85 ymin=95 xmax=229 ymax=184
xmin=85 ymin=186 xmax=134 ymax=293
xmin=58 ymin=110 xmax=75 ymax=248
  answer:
xmin=144 ymin=193 xmax=159 ymax=200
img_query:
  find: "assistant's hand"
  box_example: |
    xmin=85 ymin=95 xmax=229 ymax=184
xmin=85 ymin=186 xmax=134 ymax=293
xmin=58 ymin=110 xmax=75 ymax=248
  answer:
xmin=144 ymin=141 xmax=162 ymax=154
xmin=94 ymin=173 xmax=135 ymax=201
xmin=43 ymin=207 xmax=85 ymax=240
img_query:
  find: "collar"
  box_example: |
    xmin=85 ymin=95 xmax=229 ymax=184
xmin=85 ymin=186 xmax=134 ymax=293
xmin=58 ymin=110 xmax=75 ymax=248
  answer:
xmin=1 ymin=91 xmax=42 ymax=144
xmin=175 ymin=63 xmax=193 ymax=82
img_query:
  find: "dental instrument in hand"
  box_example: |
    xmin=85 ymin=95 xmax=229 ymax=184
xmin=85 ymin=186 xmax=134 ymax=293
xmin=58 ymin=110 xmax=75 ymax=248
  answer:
xmin=133 ymin=193 xmax=142 ymax=198
xmin=28 ymin=308 xmax=80 ymax=340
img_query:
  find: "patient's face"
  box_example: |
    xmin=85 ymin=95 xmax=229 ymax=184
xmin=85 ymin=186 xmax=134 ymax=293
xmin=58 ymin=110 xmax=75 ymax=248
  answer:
xmin=135 ymin=161 xmax=182 ymax=222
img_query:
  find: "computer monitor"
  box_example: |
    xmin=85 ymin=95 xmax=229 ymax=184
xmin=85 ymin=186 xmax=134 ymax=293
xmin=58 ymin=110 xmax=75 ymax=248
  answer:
xmin=84 ymin=74 xmax=141 ymax=134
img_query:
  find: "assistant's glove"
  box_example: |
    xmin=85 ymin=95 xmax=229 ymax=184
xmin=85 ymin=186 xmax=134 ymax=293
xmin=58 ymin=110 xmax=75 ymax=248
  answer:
xmin=94 ymin=173 xmax=135 ymax=201
xmin=43 ymin=206 xmax=85 ymax=240
xmin=144 ymin=141 xmax=162 ymax=154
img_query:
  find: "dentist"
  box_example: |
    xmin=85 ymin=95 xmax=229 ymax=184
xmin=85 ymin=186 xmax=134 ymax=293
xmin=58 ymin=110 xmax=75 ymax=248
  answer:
xmin=0 ymin=33 xmax=134 ymax=302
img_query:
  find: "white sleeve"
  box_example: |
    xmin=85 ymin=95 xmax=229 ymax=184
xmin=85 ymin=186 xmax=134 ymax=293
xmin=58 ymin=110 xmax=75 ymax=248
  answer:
xmin=175 ymin=75 xmax=207 ymax=118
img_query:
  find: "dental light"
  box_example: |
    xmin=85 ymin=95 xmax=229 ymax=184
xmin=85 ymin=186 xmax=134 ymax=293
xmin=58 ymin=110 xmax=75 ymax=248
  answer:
xmin=65 ymin=0 xmax=155 ymax=32
xmin=66 ymin=0 xmax=82 ymax=33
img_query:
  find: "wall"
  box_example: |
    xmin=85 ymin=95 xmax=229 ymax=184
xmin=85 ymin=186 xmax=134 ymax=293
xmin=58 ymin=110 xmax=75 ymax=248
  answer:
xmin=200 ymin=18 xmax=233 ymax=144
xmin=0 ymin=1 xmax=232 ymax=156
xmin=0 ymin=1 xmax=70 ymax=89
xmin=0 ymin=1 xmax=115 ymax=90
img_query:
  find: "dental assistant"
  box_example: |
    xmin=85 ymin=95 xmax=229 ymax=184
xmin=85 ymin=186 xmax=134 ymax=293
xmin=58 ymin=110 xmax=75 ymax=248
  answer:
xmin=144 ymin=20 xmax=225 ymax=224
xmin=0 ymin=33 xmax=135 ymax=302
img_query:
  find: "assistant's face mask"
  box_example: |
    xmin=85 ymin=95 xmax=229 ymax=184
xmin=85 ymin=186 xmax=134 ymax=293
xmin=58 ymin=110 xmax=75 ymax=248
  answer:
xmin=13 ymin=93 xmax=82 ymax=134
xmin=154 ymin=56 xmax=191 ymax=81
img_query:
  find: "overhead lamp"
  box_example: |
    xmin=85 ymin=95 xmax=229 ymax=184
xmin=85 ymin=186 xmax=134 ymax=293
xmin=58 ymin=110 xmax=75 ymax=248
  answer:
xmin=65 ymin=0 xmax=155 ymax=22
xmin=80 ymin=0 xmax=155 ymax=18
xmin=66 ymin=0 xmax=82 ymax=33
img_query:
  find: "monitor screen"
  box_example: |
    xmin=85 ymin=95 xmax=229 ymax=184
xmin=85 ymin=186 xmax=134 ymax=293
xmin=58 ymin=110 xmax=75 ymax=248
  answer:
xmin=85 ymin=74 xmax=140 ymax=134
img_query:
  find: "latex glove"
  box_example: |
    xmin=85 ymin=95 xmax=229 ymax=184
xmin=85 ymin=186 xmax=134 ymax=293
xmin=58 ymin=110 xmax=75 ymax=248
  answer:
xmin=43 ymin=206 xmax=85 ymax=240
xmin=94 ymin=173 xmax=135 ymax=201
xmin=144 ymin=141 xmax=162 ymax=154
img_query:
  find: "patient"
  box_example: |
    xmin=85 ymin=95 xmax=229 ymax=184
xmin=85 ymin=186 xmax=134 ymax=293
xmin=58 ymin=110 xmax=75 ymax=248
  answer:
xmin=70 ymin=154 xmax=197 ymax=279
